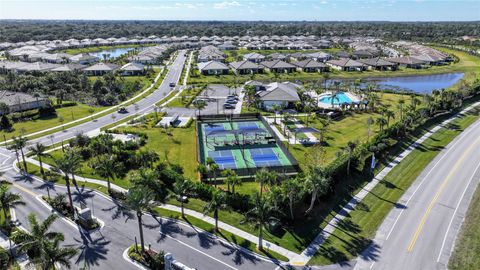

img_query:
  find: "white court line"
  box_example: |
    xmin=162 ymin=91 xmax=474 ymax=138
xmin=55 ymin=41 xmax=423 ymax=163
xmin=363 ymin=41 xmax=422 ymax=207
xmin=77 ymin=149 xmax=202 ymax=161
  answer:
xmin=436 ymin=162 xmax=480 ymax=262
xmin=385 ymin=120 xmax=480 ymax=240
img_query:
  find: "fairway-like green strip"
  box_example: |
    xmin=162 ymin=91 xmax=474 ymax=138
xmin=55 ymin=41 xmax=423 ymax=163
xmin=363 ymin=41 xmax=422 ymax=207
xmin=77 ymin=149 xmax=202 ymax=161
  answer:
xmin=308 ymin=107 xmax=480 ymax=265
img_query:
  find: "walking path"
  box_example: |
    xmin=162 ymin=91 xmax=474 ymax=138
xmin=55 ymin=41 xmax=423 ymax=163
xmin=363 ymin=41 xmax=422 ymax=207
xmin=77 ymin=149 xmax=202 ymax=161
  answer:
xmin=289 ymin=101 xmax=480 ymax=265
xmin=24 ymin=157 xmax=300 ymax=261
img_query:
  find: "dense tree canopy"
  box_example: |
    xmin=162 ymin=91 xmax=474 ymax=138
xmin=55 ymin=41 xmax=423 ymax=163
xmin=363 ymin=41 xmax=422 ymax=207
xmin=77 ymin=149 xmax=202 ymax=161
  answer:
xmin=0 ymin=20 xmax=478 ymax=43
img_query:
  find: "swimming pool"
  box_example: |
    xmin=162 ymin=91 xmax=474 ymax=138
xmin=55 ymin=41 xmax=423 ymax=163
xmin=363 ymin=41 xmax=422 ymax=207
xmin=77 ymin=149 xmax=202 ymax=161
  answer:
xmin=319 ymin=92 xmax=352 ymax=105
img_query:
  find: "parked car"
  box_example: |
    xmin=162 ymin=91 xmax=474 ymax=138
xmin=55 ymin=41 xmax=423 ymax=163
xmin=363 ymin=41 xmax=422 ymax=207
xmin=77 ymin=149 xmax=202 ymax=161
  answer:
xmin=169 ymin=82 xmax=176 ymax=87
xmin=226 ymin=95 xmax=239 ymax=100
xmin=223 ymin=103 xmax=235 ymax=109
xmin=117 ymin=107 xmax=128 ymax=114
xmin=225 ymin=99 xmax=237 ymax=104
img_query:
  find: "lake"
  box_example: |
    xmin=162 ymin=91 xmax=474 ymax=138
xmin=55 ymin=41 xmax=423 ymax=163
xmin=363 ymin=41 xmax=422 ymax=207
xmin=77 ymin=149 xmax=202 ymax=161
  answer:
xmin=330 ymin=73 xmax=464 ymax=94
xmin=90 ymin=47 xmax=140 ymax=59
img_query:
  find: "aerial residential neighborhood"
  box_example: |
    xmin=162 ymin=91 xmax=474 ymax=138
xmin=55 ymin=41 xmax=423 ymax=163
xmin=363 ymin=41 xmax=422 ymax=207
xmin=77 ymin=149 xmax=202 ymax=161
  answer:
xmin=0 ymin=1 xmax=479 ymax=270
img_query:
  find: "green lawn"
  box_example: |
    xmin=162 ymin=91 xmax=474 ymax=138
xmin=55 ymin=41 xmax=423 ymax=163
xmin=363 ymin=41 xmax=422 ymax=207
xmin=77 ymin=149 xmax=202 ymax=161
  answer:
xmin=449 ymin=174 xmax=480 ymax=270
xmin=0 ymin=103 xmax=106 ymax=141
xmin=308 ymin=106 xmax=480 ymax=265
xmin=290 ymin=92 xmax=412 ymax=167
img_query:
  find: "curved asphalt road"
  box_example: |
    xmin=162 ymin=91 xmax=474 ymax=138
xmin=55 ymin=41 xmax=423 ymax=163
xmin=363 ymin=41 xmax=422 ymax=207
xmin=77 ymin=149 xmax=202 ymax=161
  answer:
xmin=0 ymin=50 xmax=285 ymax=269
xmin=354 ymin=118 xmax=480 ymax=270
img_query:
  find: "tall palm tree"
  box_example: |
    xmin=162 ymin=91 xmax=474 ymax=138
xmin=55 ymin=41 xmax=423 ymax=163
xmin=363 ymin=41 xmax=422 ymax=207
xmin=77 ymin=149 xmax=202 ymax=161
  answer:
xmin=255 ymin=168 xmax=274 ymax=198
xmin=397 ymin=99 xmax=405 ymax=121
xmin=244 ymin=192 xmax=273 ymax=250
xmin=222 ymin=169 xmax=241 ymax=193
xmin=305 ymin=166 xmax=330 ymax=214
xmin=0 ymin=183 xmax=24 ymax=227
xmin=322 ymin=73 xmax=331 ymax=91
xmin=11 ymin=214 xmax=65 ymax=267
xmin=173 ymin=178 xmax=192 ymax=218
xmin=94 ymin=154 xmax=120 ymax=192
xmin=384 ymin=109 xmax=396 ymax=127
xmin=52 ymin=152 xmax=82 ymax=218
xmin=194 ymin=100 xmax=207 ymax=117
xmin=346 ymin=141 xmax=357 ymax=177
xmin=271 ymin=104 xmax=282 ymax=124
xmin=28 ymin=143 xmax=49 ymax=179
xmin=203 ymin=190 xmax=226 ymax=232
xmin=283 ymin=178 xmax=301 ymax=220
xmin=125 ymin=186 xmax=156 ymax=253
xmin=206 ymin=158 xmax=219 ymax=187
xmin=376 ymin=117 xmax=388 ymax=132
xmin=11 ymin=136 xmax=28 ymax=172
xmin=42 ymin=238 xmax=77 ymax=270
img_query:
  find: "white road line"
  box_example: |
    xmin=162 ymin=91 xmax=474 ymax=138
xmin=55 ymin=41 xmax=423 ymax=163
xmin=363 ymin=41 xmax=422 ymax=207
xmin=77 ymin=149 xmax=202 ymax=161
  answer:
xmin=436 ymin=162 xmax=480 ymax=262
xmin=162 ymin=233 xmax=238 ymax=270
xmin=385 ymin=120 xmax=480 ymax=240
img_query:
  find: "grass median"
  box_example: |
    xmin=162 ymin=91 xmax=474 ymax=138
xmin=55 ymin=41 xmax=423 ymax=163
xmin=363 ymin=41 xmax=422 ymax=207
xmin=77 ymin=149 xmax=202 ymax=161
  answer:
xmin=308 ymin=106 xmax=480 ymax=265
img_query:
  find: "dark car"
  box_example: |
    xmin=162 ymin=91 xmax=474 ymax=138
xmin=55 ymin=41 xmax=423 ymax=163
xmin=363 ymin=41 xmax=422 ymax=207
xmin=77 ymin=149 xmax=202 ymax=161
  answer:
xmin=223 ymin=103 xmax=235 ymax=109
xmin=117 ymin=107 xmax=128 ymax=114
xmin=169 ymin=82 xmax=176 ymax=87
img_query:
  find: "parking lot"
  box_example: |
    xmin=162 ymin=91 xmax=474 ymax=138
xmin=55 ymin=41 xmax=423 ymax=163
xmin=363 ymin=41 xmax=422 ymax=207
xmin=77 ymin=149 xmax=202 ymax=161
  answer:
xmin=195 ymin=84 xmax=242 ymax=115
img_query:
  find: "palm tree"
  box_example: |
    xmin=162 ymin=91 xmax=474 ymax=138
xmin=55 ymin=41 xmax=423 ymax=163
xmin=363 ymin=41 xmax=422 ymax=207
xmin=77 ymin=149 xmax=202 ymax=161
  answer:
xmin=283 ymin=178 xmax=301 ymax=220
xmin=397 ymin=99 xmax=405 ymax=121
xmin=94 ymin=154 xmax=120 ymax=192
xmin=376 ymin=117 xmax=388 ymax=132
xmin=384 ymin=109 xmax=396 ymax=127
xmin=126 ymin=186 xmax=156 ymax=253
xmin=222 ymin=169 xmax=241 ymax=193
xmin=11 ymin=136 xmax=28 ymax=172
xmin=52 ymin=152 xmax=82 ymax=217
xmin=255 ymin=168 xmax=274 ymax=198
xmin=346 ymin=141 xmax=357 ymax=177
xmin=0 ymin=184 xmax=24 ymax=227
xmin=42 ymin=238 xmax=77 ymax=270
xmin=173 ymin=178 xmax=192 ymax=218
xmin=330 ymin=90 xmax=340 ymax=109
xmin=244 ymin=192 xmax=273 ymax=250
xmin=203 ymin=190 xmax=226 ymax=232
xmin=194 ymin=99 xmax=207 ymax=117
xmin=11 ymin=214 xmax=65 ymax=268
xmin=272 ymin=104 xmax=281 ymax=124
xmin=206 ymin=158 xmax=219 ymax=187
xmin=243 ymin=85 xmax=257 ymax=107
xmin=366 ymin=92 xmax=380 ymax=111
xmin=305 ymin=166 xmax=330 ymax=214
xmin=28 ymin=143 xmax=49 ymax=179
xmin=367 ymin=117 xmax=374 ymax=140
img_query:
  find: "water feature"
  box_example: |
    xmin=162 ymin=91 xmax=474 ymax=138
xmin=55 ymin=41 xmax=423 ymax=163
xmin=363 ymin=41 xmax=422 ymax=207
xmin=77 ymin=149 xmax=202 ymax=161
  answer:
xmin=328 ymin=73 xmax=464 ymax=94
xmin=90 ymin=47 xmax=140 ymax=59
xmin=319 ymin=92 xmax=352 ymax=105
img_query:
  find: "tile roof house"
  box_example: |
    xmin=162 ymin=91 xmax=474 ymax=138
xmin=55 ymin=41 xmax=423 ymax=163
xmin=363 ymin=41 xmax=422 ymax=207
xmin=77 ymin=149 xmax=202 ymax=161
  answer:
xmin=50 ymin=64 xmax=86 ymax=72
xmin=385 ymin=56 xmax=427 ymax=69
xmin=327 ymin=58 xmax=367 ymax=72
xmin=352 ymin=50 xmax=376 ymax=59
xmin=260 ymin=60 xmax=296 ymax=73
xmin=266 ymin=53 xmax=287 ymax=61
xmin=304 ymin=52 xmax=332 ymax=62
xmin=357 ymin=57 xmax=398 ymax=71
xmin=83 ymin=62 xmax=120 ymax=76
xmin=292 ymin=59 xmax=329 ymax=73
xmin=229 ymin=60 xmax=263 ymax=75
xmin=197 ymin=61 xmax=229 ymax=75
xmin=197 ymin=46 xmax=226 ymax=63
xmin=0 ymin=91 xmax=49 ymax=113
xmin=257 ymin=82 xmax=301 ymax=110
xmin=69 ymin=53 xmax=99 ymax=65
xmin=242 ymin=52 xmax=265 ymax=63
xmin=120 ymin=62 xmax=145 ymax=76
xmin=16 ymin=62 xmax=61 ymax=72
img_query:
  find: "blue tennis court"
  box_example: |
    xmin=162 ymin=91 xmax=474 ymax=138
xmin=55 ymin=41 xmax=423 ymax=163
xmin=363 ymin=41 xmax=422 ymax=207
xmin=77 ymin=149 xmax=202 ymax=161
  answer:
xmin=208 ymin=150 xmax=237 ymax=169
xmin=237 ymin=121 xmax=260 ymax=130
xmin=204 ymin=123 xmax=226 ymax=135
xmin=250 ymin=148 xmax=282 ymax=167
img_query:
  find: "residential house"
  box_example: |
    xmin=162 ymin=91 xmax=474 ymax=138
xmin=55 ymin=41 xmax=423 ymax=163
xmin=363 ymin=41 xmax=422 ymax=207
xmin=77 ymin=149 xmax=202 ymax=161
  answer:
xmin=0 ymin=91 xmax=49 ymax=113
xmin=69 ymin=53 xmax=99 ymax=65
xmin=50 ymin=64 xmax=86 ymax=72
xmin=385 ymin=56 xmax=427 ymax=69
xmin=357 ymin=57 xmax=398 ymax=71
xmin=304 ymin=52 xmax=332 ymax=62
xmin=327 ymin=58 xmax=367 ymax=71
xmin=244 ymin=80 xmax=266 ymax=91
xmin=288 ymin=52 xmax=307 ymax=62
xmin=242 ymin=52 xmax=265 ymax=63
xmin=197 ymin=46 xmax=226 ymax=63
xmin=83 ymin=62 xmax=120 ymax=76
xmin=120 ymin=62 xmax=145 ymax=76
xmin=260 ymin=60 xmax=296 ymax=73
xmin=257 ymin=82 xmax=301 ymax=110
xmin=266 ymin=53 xmax=287 ymax=61
xmin=352 ymin=50 xmax=376 ymax=59
xmin=197 ymin=61 xmax=229 ymax=75
xmin=229 ymin=60 xmax=263 ymax=75
xmin=293 ymin=59 xmax=329 ymax=73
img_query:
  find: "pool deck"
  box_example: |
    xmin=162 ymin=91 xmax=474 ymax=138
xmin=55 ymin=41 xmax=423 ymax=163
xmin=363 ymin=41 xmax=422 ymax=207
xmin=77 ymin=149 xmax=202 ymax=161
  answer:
xmin=313 ymin=91 xmax=362 ymax=109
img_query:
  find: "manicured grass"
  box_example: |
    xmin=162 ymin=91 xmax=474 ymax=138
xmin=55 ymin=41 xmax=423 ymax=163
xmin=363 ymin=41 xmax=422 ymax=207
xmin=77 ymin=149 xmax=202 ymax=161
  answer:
xmin=448 ymin=177 xmax=480 ymax=270
xmin=0 ymin=103 xmax=106 ymax=141
xmin=308 ymin=106 xmax=480 ymax=265
xmin=166 ymin=97 xmax=187 ymax=108
xmin=290 ymin=92 xmax=413 ymax=167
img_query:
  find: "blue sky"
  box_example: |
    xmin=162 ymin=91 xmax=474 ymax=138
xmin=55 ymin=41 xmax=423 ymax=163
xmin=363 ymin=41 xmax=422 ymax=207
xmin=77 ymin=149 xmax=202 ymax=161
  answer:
xmin=0 ymin=0 xmax=479 ymax=21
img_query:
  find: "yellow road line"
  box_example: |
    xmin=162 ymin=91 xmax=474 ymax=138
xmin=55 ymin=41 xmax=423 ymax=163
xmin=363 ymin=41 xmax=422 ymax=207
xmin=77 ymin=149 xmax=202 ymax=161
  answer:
xmin=12 ymin=183 xmax=37 ymax=197
xmin=407 ymin=136 xmax=480 ymax=252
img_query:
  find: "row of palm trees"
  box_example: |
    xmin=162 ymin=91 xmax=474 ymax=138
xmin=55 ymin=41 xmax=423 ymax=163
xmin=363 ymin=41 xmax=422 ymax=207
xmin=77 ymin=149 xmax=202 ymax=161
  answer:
xmin=0 ymin=182 xmax=76 ymax=269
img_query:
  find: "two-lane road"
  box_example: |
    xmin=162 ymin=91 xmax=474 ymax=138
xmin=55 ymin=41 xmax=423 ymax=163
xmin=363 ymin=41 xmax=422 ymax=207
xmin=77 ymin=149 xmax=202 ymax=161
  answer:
xmin=355 ymin=119 xmax=480 ymax=270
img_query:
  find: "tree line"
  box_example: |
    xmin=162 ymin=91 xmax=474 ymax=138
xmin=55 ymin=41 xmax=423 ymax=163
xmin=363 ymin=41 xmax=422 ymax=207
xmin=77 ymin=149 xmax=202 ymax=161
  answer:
xmin=0 ymin=20 xmax=478 ymax=43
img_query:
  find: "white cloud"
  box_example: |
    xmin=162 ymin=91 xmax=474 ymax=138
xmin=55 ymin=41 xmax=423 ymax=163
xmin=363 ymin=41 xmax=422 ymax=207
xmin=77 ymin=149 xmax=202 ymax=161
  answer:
xmin=213 ymin=1 xmax=241 ymax=9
